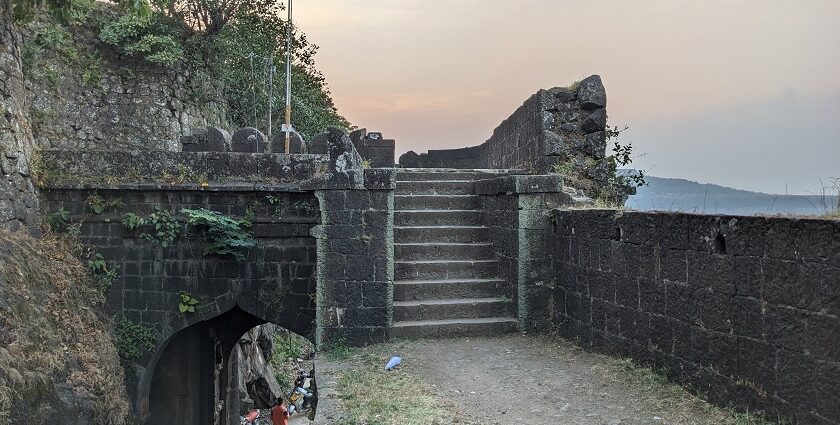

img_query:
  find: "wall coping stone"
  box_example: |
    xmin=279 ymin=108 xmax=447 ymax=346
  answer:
xmin=475 ymin=174 xmax=565 ymax=195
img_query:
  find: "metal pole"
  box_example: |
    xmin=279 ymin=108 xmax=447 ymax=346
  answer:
xmin=284 ymin=0 xmax=293 ymax=154
xmin=267 ymin=60 xmax=274 ymax=142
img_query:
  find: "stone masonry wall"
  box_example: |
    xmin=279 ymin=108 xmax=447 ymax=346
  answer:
xmin=399 ymin=76 xmax=608 ymax=185
xmin=40 ymin=187 xmax=320 ymax=406
xmin=313 ymin=168 xmax=395 ymax=347
xmin=0 ymin=0 xmax=39 ymax=229
xmin=547 ymin=210 xmax=840 ymax=424
xmin=21 ymin=9 xmax=227 ymax=151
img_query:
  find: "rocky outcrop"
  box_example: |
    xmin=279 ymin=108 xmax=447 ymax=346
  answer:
xmin=235 ymin=324 xmax=285 ymax=410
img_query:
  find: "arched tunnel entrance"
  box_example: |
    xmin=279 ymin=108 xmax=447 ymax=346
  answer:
xmin=145 ymin=306 xmax=314 ymax=425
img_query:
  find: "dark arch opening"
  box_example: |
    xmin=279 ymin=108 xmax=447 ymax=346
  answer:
xmin=146 ymin=306 xmax=265 ymax=425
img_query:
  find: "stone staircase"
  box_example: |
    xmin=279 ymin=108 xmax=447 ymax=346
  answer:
xmin=391 ymin=169 xmax=518 ymax=339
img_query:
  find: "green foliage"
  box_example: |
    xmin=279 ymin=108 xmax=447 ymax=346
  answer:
xmin=88 ymin=253 xmax=120 ymax=291
xmin=273 ymin=335 xmax=304 ymax=361
xmin=207 ymin=1 xmax=350 ymax=139
xmin=143 ymin=209 xmax=180 ymax=247
xmin=46 ymin=207 xmax=71 ymax=232
xmin=177 ymin=291 xmax=199 ymax=314
xmin=99 ymin=12 xmax=184 ymax=65
xmin=121 ymin=209 xmax=180 ymax=247
xmin=321 ymin=338 xmax=353 ymax=361
xmin=80 ymin=52 xmax=104 ymax=87
xmin=11 ymin=0 xmax=104 ymax=23
xmin=595 ymin=125 xmax=647 ymax=207
xmin=120 ymin=211 xmax=145 ymax=230
xmin=181 ymin=208 xmax=255 ymax=260
xmin=86 ymin=194 xmax=123 ymax=214
xmin=113 ymin=318 xmax=155 ymax=369
xmin=361 ymin=158 xmax=373 ymax=169
xmin=26 ymin=21 xmax=78 ymax=65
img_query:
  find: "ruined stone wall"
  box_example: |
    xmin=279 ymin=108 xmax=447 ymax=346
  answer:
xmin=0 ymin=0 xmax=39 ymax=229
xmin=546 ymin=210 xmax=840 ymax=424
xmin=399 ymin=76 xmax=608 ymax=183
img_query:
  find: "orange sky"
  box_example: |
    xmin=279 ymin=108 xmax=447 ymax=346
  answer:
xmin=296 ymin=0 xmax=840 ymax=194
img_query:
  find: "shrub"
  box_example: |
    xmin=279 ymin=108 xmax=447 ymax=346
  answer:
xmin=181 ymin=208 xmax=255 ymax=260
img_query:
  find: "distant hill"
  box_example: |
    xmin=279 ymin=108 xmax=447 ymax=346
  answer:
xmin=622 ymin=172 xmax=840 ymax=216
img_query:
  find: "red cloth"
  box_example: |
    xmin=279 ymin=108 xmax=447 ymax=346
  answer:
xmin=271 ymin=405 xmax=289 ymax=425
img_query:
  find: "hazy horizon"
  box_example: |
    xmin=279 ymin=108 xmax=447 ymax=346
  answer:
xmin=296 ymin=0 xmax=840 ymax=195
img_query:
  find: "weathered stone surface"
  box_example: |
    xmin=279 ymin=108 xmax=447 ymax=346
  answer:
xmin=181 ymin=127 xmax=231 ymax=152
xmin=397 ymin=76 xmax=611 ymax=198
xmin=581 ymin=108 xmax=607 ymax=133
xmin=0 ymin=4 xmax=39 ymax=229
xmin=236 ymin=325 xmax=285 ymax=409
xmin=398 ymin=150 xmax=422 ymax=168
xmin=271 ymin=131 xmax=307 ymax=154
xmin=231 ymin=127 xmax=269 ymax=153
xmin=577 ymin=75 xmax=607 ymax=110
xmin=545 ymin=210 xmax=840 ymax=424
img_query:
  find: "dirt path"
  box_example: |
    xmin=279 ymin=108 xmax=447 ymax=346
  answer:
xmin=319 ymin=334 xmax=752 ymax=425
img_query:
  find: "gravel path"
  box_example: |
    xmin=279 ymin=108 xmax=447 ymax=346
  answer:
xmin=321 ymin=334 xmax=741 ymax=425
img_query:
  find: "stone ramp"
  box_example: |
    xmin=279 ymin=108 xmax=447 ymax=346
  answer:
xmin=391 ymin=169 xmax=517 ymax=339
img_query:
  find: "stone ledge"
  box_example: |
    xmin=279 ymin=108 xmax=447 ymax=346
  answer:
xmin=474 ymin=174 xmax=565 ymax=195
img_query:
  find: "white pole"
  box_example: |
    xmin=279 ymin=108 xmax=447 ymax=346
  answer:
xmin=284 ymin=0 xmax=293 ymax=154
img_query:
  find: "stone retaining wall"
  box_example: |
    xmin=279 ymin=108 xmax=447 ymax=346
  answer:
xmin=547 ymin=210 xmax=840 ymax=424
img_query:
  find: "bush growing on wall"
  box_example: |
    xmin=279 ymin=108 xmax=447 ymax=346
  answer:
xmin=15 ymin=0 xmax=350 ymax=140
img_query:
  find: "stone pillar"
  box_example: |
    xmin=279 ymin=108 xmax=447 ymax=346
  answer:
xmin=476 ymin=174 xmax=571 ymax=332
xmin=312 ymin=169 xmax=395 ymax=347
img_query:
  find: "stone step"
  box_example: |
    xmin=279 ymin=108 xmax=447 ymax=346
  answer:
xmin=390 ymin=317 xmax=518 ymax=339
xmin=394 ymin=210 xmax=481 ymax=227
xmin=395 ymin=169 xmax=506 ymax=182
xmin=395 ymin=180 xmax=474 ymax=195
xmin=393 ymin=297 xmax=513 ymax=322
xmin=395 ymin=259 xmax=498 ymax=280
xmin=394 ymin=242 xmax=494 ymax=261
xmin=394 ymin=225 xmax=489 ymax=244
xmin=395 ymin=195 xmax=479 ymax=210
xmin=393 ymin=278 xmax=507 ymax=301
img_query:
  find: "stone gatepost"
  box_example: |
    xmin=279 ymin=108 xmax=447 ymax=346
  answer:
xmin=475 ymin=174 xmax=570 ymax=332
xmin=312 ymin=169 xmax=395 ymax=347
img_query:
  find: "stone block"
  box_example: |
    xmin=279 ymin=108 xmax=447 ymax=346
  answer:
xmin=805 ymin=314 xmax=840 ymax=362
xmin=764 ymin=305 xmax=807 ymax=352
xmin=231 ymin=127 xmax=268 ymax=153
xmin=580 ymin=108 xmax=607 ymax=133
xmin=577 ymin=75 xmax=606 ymax=110
xmin=181 ymin=127 xmax=231 ymax=152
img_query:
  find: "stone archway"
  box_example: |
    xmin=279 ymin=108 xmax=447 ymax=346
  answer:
xmin=142 ymin=304 xmax=306 ymax=425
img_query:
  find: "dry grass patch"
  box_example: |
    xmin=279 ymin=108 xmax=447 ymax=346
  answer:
xmin=611 ymin=358 xmax=788 ymax=425
xmin=0 ymin=229 xmax=130 ymax=424
xmin=332 ymin=342 xmax=451 ymax=425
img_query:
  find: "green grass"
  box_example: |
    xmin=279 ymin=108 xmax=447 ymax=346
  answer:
xmin=321 ymin=338 xmax=355 ymax=361
xmin=333 ymin=344 xmax=446 ymax=425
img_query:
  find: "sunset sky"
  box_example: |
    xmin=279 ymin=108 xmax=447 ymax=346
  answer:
xmin=296 ymin=0 xmax=840 ymax=194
